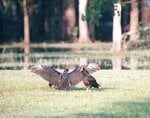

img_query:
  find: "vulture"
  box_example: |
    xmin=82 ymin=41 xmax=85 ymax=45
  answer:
xmin=29 ymin=63 xmax=100 ymax=90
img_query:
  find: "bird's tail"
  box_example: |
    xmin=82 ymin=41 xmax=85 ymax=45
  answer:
xmin=93 ymin=82 xmax=101 ymax=88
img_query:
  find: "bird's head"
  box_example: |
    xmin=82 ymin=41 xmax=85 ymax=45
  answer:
xmin=64 ymin=68 xmax=69 ymax=73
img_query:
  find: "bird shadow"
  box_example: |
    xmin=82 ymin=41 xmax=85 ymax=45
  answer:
xmin=44 ymin=85 xmax=116 ymax=92
xmin=70 ymin=87 xmax=116 ymax=92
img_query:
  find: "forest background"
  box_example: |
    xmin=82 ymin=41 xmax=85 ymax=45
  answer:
xmin=0 ymin=0 xmax=150 ymax=69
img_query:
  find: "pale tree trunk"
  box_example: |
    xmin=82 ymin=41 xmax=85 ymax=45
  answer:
xmin=112 ymin=2 xmax=122 ymax=52
xmin=111 ymin=56 xmax=122 ymax=70
xmin=130 ymin=0 xmax=139 ymax=41
xmin=62 ymin=0 xmax=76 ymax=40
xmin=142 ymin=0 xmax=150 ymax=27
xmin=23 ymin=0 xmax=30 ymax=67
xmin=130 ymin=57 xmax=138 ymax=70
xmin=78 ymin=0 xmax=90 ymax=43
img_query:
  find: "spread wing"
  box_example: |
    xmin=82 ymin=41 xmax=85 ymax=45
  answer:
xmin=66 ymin=63 xmax=100 ymax=86
xmin=79 ymin=63 xmax=100 ymax=74
xmin=67 ymin=69 xmax=84 ymax=86
xmin=29 ymin=65 xmax=61 ymax=85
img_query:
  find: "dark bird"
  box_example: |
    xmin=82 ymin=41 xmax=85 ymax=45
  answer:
xmin=29 ymin=65 xmax=70 ymax=90
xmin=29 ymin=63 xmax=100 ymax=90
xmin=83 ymin=74 xmax=100 ymax=91
xmin=70 ymin=65 xmax=100 ymax=91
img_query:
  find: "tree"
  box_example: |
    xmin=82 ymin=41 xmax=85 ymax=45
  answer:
xmin=86 ymin=0 xmax=123 ymax=51
xmin=130 ymin=0 xmax=139 ymax=41
xmin=62 ymin=0 xmax=76 ymax=40
xmin=142 ymin=0 xmax=150 ymax=27
xmin=112 ymin=1 xmax=122 ymax=52
xmin=23 ymin=0 xmax=30 ymax=66
xmin=78 ymin=0 xmax=90 ymax=43
xmin=88 ymin=23 xmax=95 ymax=41
xmin=111 ymin=56 xmax=122 ymax=70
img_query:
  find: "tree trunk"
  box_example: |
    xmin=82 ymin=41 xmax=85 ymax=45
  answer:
xmin=88 ymin=23 xmax=95 ymax=41
xmin=112 ymin=2 xmax=122 ymax=52
xmin=62 ymin=0 xmax=76 ymax=41
xmin=130 ymin=57 xmax=138 ymax=70
xmin=111 ymin=56 xmax=122 ymax=70
xmin=130 ymin=0 xmax=139 ymax=41
xmin=142 ymin=0 xmax=150 ymax=27
xmin=23 ymin=0 xmax=30 ymax=67
xmin=78 ymin=0 xmax=90 ymax=43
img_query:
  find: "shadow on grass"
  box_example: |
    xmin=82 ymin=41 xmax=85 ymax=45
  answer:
xmin=35 ymin=113 xmax=119 ymax=118
xmin=63 ymin=113 xmax=128 ymax=118
xmin=47 ymin=100 xmax=150 ymax=118
xmin=112 ymin=100 xmax=150 ymax=117
xmin=69 ymin=87 xmax=116 ymax=92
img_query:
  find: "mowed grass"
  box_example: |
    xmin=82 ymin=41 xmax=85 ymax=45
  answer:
xmin=0 ymin=70 xmax=150 ymax=118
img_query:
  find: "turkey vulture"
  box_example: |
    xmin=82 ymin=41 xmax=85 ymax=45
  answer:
xmin=67 ymin=64 xmax=100 ymax=90
xmin=29 ymin=65 xmax=70 ymax=90
xmin=29 ymin=63 xmax=100 ymax=90
xmin=83 ymin=74 xmax=100 ymax=91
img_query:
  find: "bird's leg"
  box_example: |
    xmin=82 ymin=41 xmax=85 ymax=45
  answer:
xmin=86 ymin=87 xmax=91 ymax=92
xmin=86 ymin=88 xmax=88 ymax=92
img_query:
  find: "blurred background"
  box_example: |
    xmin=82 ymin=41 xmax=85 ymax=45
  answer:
xmin=0 ymin=0 xmax=150 ymax=70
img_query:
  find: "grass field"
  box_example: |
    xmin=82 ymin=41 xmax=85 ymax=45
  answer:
xmin=0 ymin=70 xmax=150 ymax=118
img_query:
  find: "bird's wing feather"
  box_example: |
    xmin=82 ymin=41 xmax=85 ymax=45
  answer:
xmin=67 ymin=69 xmax=83 ymax=86
xmin=83 ymin=63 xmax=100 ymax=74
xmin=29 ymin=65 xmax=61 ymax=83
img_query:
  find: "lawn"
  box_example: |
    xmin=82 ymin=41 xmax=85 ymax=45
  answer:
xmin=0 ymin=70 xmax=150 ymax=118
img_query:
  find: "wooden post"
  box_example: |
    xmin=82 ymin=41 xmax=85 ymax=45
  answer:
xmin=23 ymin=0 xmax=30 ymax=68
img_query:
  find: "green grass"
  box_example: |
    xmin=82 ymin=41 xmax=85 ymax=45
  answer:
xmin=0 ymin=70 xmax=150 ymax=118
